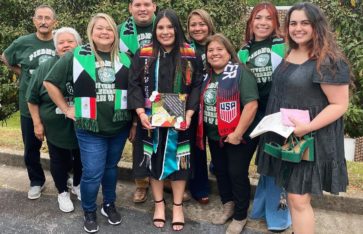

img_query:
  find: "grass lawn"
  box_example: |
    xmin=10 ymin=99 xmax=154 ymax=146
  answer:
xmin=1 ymin=111 xmax=362 ymax=192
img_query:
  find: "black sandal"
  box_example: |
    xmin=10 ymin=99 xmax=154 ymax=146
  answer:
xmin=153 ymin=199 xmax=166 ymax=228
xmin=172 ymin=202 xmax=185 ymax=231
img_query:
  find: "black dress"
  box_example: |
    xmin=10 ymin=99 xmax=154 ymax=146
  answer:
xmin=128 ymin=46 xmax=203 ymax=180
xmin=256 ymin=59 xmax=350 ymax=195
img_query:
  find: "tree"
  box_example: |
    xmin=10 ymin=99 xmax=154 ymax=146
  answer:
xmin=312 ymin=0 xmax=363 ymax=137
xmin=1 ymin=0 xmax=362 ymax=137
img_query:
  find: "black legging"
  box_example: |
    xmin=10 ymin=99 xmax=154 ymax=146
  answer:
xmin=208 ymin=137 xmax=258 ymax=220
xmin=47 ymin=141 xmax=82 ymax=193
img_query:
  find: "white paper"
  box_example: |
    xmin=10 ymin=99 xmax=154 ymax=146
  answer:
xmin=249 ymin=112 xmax=294 ymax=139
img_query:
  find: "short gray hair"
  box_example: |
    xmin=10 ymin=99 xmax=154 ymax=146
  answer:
xmin=34 ymin=4 xmax=57 ymax=19
xmin=53 ymin=27 xmax=82 ymax=48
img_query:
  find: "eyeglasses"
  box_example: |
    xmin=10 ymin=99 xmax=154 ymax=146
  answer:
xmin=33 ymin=16 xmax=54 ymax=22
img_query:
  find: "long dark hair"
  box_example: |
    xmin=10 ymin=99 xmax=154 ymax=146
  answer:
xmin=151 ymin=9 xmax=189 ymax=82
xmin=285 ymin=2 xmax=349 ymax=77
xmin=152 ymin=9 xmax=187 ymax=60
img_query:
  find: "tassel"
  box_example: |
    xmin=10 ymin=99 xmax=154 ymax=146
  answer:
xmin=278 ymin=188 xmax=288 ymax=210
xmin=180 ymin=156 xmax=187 ymax=169
xmin=75 ymin=119 xmax=99 ymax=132
xmin=146 ymin=155 xmax=151 ymax=170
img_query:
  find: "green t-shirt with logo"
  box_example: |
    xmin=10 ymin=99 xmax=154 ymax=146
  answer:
xmin=203 ymin=68 xmax=259 ymax=141
xmin=26 ymin=55 xmax=78 ymax=149
xmin=4 ymin=33 xmax=56 ymax=117
xmin=136 ymin=24 xmax=153 ymax=48
xmin=45 ymin=51 xmax=131 ymax=137
xmin=245 ymin=38 xmax=273 ymax=110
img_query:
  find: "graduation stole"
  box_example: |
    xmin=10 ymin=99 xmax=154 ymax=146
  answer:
xmin=119 ymin=16 xmax=155 ymax=55
xmin=73 ymin=44 xmax=131 ymax=132
xmin=140 ymin=43 xmax=195 ymax=180
xmin=238 ymin=37 xmax=285 ymax=71
xmin=197 ymin=62 xmax=241 ymax=150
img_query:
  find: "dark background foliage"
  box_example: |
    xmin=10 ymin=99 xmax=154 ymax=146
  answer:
xmin=0 ymin=0 xmax=362 ymax=137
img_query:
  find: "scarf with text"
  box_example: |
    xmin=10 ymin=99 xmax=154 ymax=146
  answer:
xmin=73 ymin=44 xmax=131 ymax=132
xmin=119 ymin=16 xmax=155 ymax=55
xmin=197 ymin=62 xmax=241 ymax=150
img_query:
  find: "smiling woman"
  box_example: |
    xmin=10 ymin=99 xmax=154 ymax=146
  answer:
xmin=255 ymin=3 xmax=352 ymax=234
xmin=43 ymin=13 xmax=134 ymax=233
xmin=128 ymin=9 xmax=203 ymax=231
xmin=155 ymin=17 xmax=175 ymax=52
xmin=237 ymin=2 xmax=290 ymax=232
xmin=26 ymin=27 xmax=83 ymax=214
xmin=185 ymin=9 xmax=216 ymax=206
xmin=197 ymin=34 xmax=259 ymax=234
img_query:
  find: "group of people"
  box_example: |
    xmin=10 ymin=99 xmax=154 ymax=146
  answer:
xmin=1 ymin=0 xmax=351 ymax=234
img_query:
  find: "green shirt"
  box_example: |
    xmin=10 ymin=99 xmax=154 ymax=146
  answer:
xmin=4 ymin=33 xmax=56 ymax=117
xmin=191 ymin=41 xmax=207 ymax=72
xmin=26 ymin=55 xmax=78 ymax=149
xmin=245 ymin=38 xmax=273 ymax=105
xmin=45 ymin=51 xmax=131 ymax=137
xmin=203 ymin=69 xmax=259 ymax=141
xmin=136 ymin=24 xmax=153 ymax=48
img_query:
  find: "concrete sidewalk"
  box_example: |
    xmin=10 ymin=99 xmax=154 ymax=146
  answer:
xmin=1 ymin=148 xmax=363 ymax=233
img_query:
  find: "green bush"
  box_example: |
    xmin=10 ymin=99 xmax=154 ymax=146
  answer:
xmin=312 ymin=0 xmax=363 ymax=137
xmin=0 ymin=0 xmax=248 ymax=123
xmin=1 ymin=0 xmax=362 ymax=137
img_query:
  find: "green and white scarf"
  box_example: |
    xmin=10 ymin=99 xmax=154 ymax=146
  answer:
xmin=119 ymin=16 xmax=155 ymax=55
xmin=73 ymin=44 xmax=131 ymax=132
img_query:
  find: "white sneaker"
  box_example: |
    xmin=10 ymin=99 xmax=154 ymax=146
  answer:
xmin=67 ymin=177 xmax=73 ymax=189
xmin=71 ymin=185 xmax=81 ymax=201
xmin=28 ymin=185 xmax=44 ymax=200
xmin=58 ymin=192 xmax=74 ymax=213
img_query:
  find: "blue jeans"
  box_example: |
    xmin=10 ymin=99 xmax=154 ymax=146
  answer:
xmin=76 ymin=129 xmax=129 ymax=212
xmin=250 ymin=175 xmax=291 ymax=231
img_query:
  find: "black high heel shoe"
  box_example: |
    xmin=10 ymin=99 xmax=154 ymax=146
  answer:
xmin=172 ymin=202 xmax=185 ymax=231
xmin=153 ymin=199 xmax=166 ymax=228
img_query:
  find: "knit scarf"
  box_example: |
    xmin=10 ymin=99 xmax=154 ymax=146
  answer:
xmin=139 ymin=43 xmax=195 ymax=180
xmin=119 ymin=16 xmax=155 ymax=55
xmin=238 ymin=37 xmax=285 ymax=72
xmin=73 ymin=44 xmax=131 ymax=132
xmin=197 ymin=62 xmax=241 ymax=150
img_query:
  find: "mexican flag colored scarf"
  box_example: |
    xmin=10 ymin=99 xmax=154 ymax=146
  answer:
xmin=197 ymin=62 xmax=242 ymax=150
xmin=73 ymin=44 xmax=131 ymax=132
xmin=119 ymin=16 xmax=155 ymax=55
xmin=139 ymin=43 xmax=195 ymax=180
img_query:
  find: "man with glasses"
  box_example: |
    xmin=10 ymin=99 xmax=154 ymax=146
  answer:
xmin=1 ymin=5 xmax=57 ymax=199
